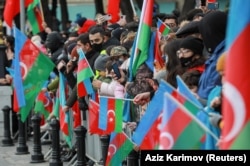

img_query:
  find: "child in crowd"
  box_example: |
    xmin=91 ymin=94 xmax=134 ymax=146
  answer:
xmin=181 ymin=70 xmax=201 ymax=95
xmin=203 ymin=52 xmax=226 ymax=149
xmin=92 ymin=54 xmax=112 ymax=95
xmin=92 ymin=58 xmax=125 ymax=98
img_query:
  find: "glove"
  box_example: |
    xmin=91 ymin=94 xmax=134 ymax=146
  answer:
xmin=209 ymin=112 xmax=222 ymax=128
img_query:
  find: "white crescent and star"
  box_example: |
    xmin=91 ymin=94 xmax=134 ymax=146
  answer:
xmin=108 ymin=144 xmax=117 ymax=156
xmin=19 ymin=62 xmax=28 ymax=79
xmin=159 ymin=132 xmax=174 ymax=150
xmin=223 ymin=82 xmax=246 ymax=142
xmin=107 ymin=110 xmax=115 ymax=122
xmin=44 ymin=97 xmax=50 ymax=107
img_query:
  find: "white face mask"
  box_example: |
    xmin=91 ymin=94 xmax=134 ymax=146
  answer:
xmin=119 ymin=57 xmax=125 ymax=62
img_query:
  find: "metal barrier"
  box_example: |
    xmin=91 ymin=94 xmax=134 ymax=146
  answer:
xmin=83 ymin=115 xmax=102 ymax=163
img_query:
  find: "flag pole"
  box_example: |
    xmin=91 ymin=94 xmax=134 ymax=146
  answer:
xmin=99 ymin=96 xmax=134 ymax=102
xmin=20 ymin=0 xmax=25 ymax=33
xmin=129 ymin=0 xmax=137 ymax=17
xmin=39 ymin=0 xmax=45 ymax=21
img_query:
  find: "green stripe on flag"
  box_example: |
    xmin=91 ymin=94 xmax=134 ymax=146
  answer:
xmin=162 ymin=28 xmax=170 ymax=36
xmin=34 ymin=101 xmax=50 ymax=119
xmin=27 ymin=7 xmax=39 ymax=34
xmin=230 ymin=122 xmax=250 ymax=149
xmin=110 ymin=139 xmax=134 ymax=166
xmin=27 ymin=0 xmax=41 ymax=34
xmin=173 ymin=121 xmax=204 ymax=149
xmin=77 ymin=68 xmax=93 ymax=84
xmin=21 ymin=53 xmax=54 ymax=122
xmin=115 ymin=99 xmax=123 ymax=132
xmin=183 ymin=100 xmax=200 ymax=116
xmin=132 ymin=23 xmax=151 ymax=76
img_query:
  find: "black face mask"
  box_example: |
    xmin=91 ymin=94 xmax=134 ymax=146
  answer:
xmin=92 ymin=43 xmax=103 ymax=52
xmin=180 ymin=56 xmax=193 ymax=67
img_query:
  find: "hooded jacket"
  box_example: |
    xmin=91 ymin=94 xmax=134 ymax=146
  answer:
xmin=197 ymin=11 xmax=227 ymax=100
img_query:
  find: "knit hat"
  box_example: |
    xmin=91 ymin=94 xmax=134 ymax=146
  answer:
xmin=179 ymin=36 xmax=204 ymax=55
xmin=94 ymin=54 xmax=109 ymax=71
xmin=216 ymin=52 xmax=226 ymax=72
xmin=110 ymin=46 xmax=128 ymax=57
xmin=75 ymin=17 xmax=87 ymax=27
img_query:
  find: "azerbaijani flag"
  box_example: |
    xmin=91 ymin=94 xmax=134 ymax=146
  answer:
xmin=27 ymin=0 xmax=44 ymax=34
xmin=98 ymin=96 xmax=123 ymax=133
xmin=161 ymin=80 xmax=202 ymax=116
xmin=159 ymin=93 xmax=206 ymax=149
xmin=220 ymin=0 xmax=250 ymax=149
xmin=34 ymin=91 xmax=53 ymax=119
xmin=161 ymin=80 xmax=221 ymax=142
xmin=13 ymin=27 xmax=54 ymax=120
xmin=20 ymin=50 xmax=54 ymax=122
xmin=105 ymin=132 xmax=134 ymax=166
xmin=13 ymin=27 xmax=26 ymax=112
xmin=157 ymin=18 xmax=171 ymax=36
xmin=151 ymin=31 xmax=165 ymax=71
xmin=59 ymin=72 xmax=72 ymax=148
xmin=3 ymin=0 xmax=33 ymax=27
xmin=131 ymin=0 xmax=154 ymax=76
xmin=176 ymin=75 xmax=204 ymax=108
xmin=77 ymin=48 xmax=94 ymax=97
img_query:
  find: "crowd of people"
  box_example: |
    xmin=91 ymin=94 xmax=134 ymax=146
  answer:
xmin=0 ymin=1 xmax=229 ymax=164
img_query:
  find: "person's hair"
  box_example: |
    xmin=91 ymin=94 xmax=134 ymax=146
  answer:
xmin=105 ymin=60 xmax=113 ymax=73
xmin=4 ymin=35 xmax=15 ymax=52
xmin=186 ymin=8 xmax=203 ymax=21
xmin=163 ymin=14 xmax=178 ymax=25
xmin=181 ymin=70 xmax=201 ymax=87
xmin=164 ymin=39 xmax=185 ymax=88
xmin=88 ymin=25 xmax=105 ymax=36
xmin=106 ymin=45 xmax=116 ymax=56
xmin=77 ymin=32 xmax=90 ymax=45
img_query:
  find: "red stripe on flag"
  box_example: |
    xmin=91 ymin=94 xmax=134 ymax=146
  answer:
xmin=159 ymin=24 xmax=166 ymax=34
xmin=221 ymin=25 xmax=250 ymax=149
xmin=172 ymin=90 xmax=186 ymax=104
xmin=154 ymin=31 xmax=165 ymax=70
xmin=77 ymin=82 xmax=87 ymax=97
xmin=106 ymin=133 xmax=127 ymax=165
xmin=107 ymin=99 xmax=116 ymax=132
xmin=143 ymin=0 xmax=154 ymax=26
xmin=13 ymin=90 xmax=19 ymax=112
xmin=141 ymin=113 xmax=162 ymax=150
xmin=72 ymin=102 xmax=81 ymax=128
xmin=78 ymin=58 xmax=88 ymax=72
xmin=60 ymin=107 xmax=69 ymax=135
xmin=161 ymin=109 xmax=191 ymax=148
xmin=34 ymin=7 xmax=44 ymax=32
